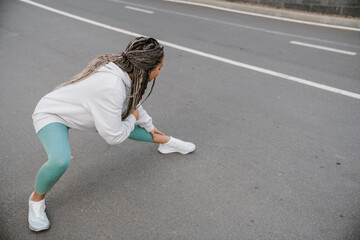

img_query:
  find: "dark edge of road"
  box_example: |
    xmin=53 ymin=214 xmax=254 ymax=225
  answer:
xmin=181 ymin=0 xmax=360 ymax=29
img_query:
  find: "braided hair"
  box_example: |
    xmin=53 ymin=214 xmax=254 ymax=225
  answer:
xmin=56 ymin=37 xmax=164 ymax=120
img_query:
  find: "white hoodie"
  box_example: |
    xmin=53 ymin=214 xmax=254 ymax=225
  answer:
xmin=32 ymin=62 xmax=154 ymax=145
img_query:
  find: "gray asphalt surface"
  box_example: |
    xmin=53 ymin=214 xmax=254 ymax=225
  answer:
xmin=1 ymin=0 xmax=359 ymax=239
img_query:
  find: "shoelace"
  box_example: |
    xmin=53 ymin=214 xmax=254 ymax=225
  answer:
xmin=169 ymin=141 xmax=187 ymax=149
xmin=31 ymin=202 xmax=45 ymax=219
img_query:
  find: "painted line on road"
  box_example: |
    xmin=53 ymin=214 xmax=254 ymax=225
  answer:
xmin=108 ymin=0 xmax=360 ymax=50
xmin=125 ymin=6 xmax=154 ymax=14
xmin=19 ymin=0 xmax=360 ymax=100
xmin=290 ymin=41 xmax=357 ymax=55
xmin=164 ymin=0 xmax=360 ymax=32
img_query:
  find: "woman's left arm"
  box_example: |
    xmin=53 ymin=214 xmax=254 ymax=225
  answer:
xmin=137 ymin=106 xmax=168 ymax=142
xmin=136 ymin=105 xmax=155 ymax=132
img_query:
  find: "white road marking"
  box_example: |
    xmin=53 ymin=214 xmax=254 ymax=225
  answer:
xmin=19 ymin=0 xmax=360 ymax=100
xmin=164 ymin=0 xmax=360 ymax=32
xmin=109 ymin=0 xmax=360 ymax=49
xmin=124 ymin=6 xmax=154 ymax=14
xmin=290 ymin=41 xmax=357 ymax=55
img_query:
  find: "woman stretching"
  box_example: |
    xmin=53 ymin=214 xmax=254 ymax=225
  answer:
xmin=28 ymin=37 xmax=195 ymax=231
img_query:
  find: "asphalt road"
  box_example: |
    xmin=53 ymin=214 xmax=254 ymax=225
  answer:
xmin=1 ymin=0 xmax=359 ymax=239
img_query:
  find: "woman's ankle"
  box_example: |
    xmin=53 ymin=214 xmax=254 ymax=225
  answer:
xmin=31 ymin=191 xmax=46 ymax=202
xmin=153 ymin=135 xmax=170 ymax=144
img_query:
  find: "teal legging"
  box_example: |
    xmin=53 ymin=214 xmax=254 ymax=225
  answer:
xmin=34 ymin=122 xmax=153 ymax=194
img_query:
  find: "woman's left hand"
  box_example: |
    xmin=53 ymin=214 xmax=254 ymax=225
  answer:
xmin=150 ymin=127 xmax=165 ymax=141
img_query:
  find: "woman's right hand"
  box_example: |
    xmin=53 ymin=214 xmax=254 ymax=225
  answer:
xmin=132 ymin=108 xmax=139 ymax=120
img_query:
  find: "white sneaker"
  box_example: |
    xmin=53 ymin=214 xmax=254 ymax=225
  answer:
xmin=158 ymin=136 xmax=196 ymax=154
xmin=28 ymin=192 xmax=50 ymax=232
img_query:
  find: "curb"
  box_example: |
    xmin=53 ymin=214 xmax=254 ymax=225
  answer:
xmin=181 ymin=0 xmax=360 ymax=29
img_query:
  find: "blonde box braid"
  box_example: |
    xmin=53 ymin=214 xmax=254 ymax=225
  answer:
xmin=56 ymin=37 xmax=164 ymax=120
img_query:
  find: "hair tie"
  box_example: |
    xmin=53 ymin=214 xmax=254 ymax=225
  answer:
xmin=121 ymin=52 xmax=127 ymax=60
xmin=119 ymin=52 xmax=134 ymax=73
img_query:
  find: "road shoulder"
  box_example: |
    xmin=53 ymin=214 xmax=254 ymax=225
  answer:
xmin=175 ymin=0 xmax=360 ymax=29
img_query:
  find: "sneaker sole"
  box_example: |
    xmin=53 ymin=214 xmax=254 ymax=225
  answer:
xmin=29 ymin=224 xmax=50 ymax=232
xmin=158 ymin=147 xmax=195 ymax=155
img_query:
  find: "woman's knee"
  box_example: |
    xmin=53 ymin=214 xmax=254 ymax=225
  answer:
xmin=49 ymin=153 xmax=71 ymax=173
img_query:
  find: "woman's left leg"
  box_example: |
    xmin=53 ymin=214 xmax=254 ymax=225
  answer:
xmin=129 ymin=125 xmax=154 ymax=142
xmin=129 ymin=125 xmax=169 ymax=143
xmin=129 ymin=125 xmax=195 ymax=154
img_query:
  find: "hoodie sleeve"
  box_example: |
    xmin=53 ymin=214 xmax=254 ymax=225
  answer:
xmin=84 ymin=88 xmax=136 ymax=145
xmin=136 ymin=105 xmax=154 ymax=132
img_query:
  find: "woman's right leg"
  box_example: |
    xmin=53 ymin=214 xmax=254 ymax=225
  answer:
xmin=29 ymin=122 xmax=71 ymax=231
xmin=33 ymin=122 xmax=71 ymax=197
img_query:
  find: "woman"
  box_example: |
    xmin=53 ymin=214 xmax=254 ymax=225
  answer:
xmin=28 ymin=37 xmax=195 ymax=231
